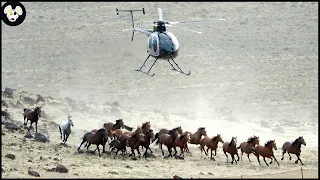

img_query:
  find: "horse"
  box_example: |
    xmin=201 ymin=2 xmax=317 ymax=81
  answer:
xmin=200 ymin=134 xmax=224 ymax=160
xmin=154 ymin=126 xmax=183 ymax=144
xmin=253 ymin=140 xmax=279 ymax=166
xmin=222 ymin=136 xmax=239 ymax=164
xmin=58 ymin=115 xmax=74 ymax=144
xmin=110 ymin=139 xmax=127 ymax=159
xmin=141 ymin=121 xmax=151 ymax=134
xmin=281 ymin=136 xmax=306 ymax=165
xmin=104 ymin=119 xmax=133 ymax=132
xmin=156 ymin=128 xmax=179 ymax=157
xmin=237 ymin=136 xmax=260 ymax=161
xmin=188 ymin=127 xmax=207 ymax=145
xmin=139 ymin=129 xmax=155 ymax=158
xmin=78 ymin=128 xmax=109 ymax=157
xmin=117 ymin=128 xmax=145 ymax=158
xmin=23 ymin=106 xmax=42 ymax=134
xmin=175 ymin=132 xmax=191 ymax=157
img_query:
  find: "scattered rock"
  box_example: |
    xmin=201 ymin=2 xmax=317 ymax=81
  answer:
xmin=23 ymin=97 xmax=36 ymax=105
xmin=108 ymin=171 xmax=119 ymax=175
xmin=173 ymin=175 xmax=183 ymax=179
xmin=5 ymin=154 xmax=16 ymax=160
xmin=46 ymin=168 xmax=56 ymax=172
xmin=199 ymin=172 xmax=205 ymax=175
xmin=28 ymin=160 xmax=32 ymax=162
xmin=4 ymin=87 xmax=15 ymax=98
xmin=36 ymin=94 xmax=45 ymax=103
xmin=53 ymin=158 xmax=59 ymax=161
xmin=174 ymin=155 xmax=184 ymax=160
xmin=2 ymin=111 xmax=11 ymax=120
xmin=24 ymin=134 xmax=33 ymax=138
xmin=130 ymin=157 xmax=138 ymax=160
xmin=19 ymin=129 xmax=25 ymax=134
xmin=16 ymin=101 xmax=24 ymax=109
xmin=9 ymin=143 xmax=17 ymax=146
xmin=1 ymin=100 xmax=8 ymax=107
xmin=125 ymin=165 xmax=133 ymax=169
xmin=74 ymin=173 xmax=79 ymax=176
xmin=208 ymin=172 xmax=214 ymax=175
xmin=34 ymin=133 xmax=49 ymax=143
xmin=163 ymin=156 xmax=169 ymax=159
xmin=1 ymin=132 xmax=5 ymax=136
xmin=111 ymin=101 xmax=121 ymax=108
xmin=55 ymin=164 xmax=68 ymax=173
xmin=28 ymin=170 xmax=40 ymax=177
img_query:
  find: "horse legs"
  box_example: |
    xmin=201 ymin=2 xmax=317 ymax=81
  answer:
xmin=65 ymin=133 xmax=70 ymax=143
xmin=59 ymin=127 xmax=62 ymax=140
xmin=78 ymin=139 xmax=86 ymax=152
xmin=28 ymin=121 xmax=33 ymax=133
xmin=114 ymin=149 xmax=119 ymax=159
xmin=23 ymin=116 xmax=27 ymax=125
xmin=236 ymin=153 xmax=240 ymax=161
xmin=130 ymin=147 xmax=136 ymax=157
xmin=288 ymin=153 xmax=292 ymax=160
xmin=263 ymin=157 xmax=269 ymax=166
xmin=144 ymin=147 xmax=148 ymax=159
xmin=96 ymin=145 xmax=101 ymax=157
xmin=224 ymin=151 xmax=228 ymax=163
xmin=295 ymin=154 xmax=303 ymax=165
xmin=167 ymin=147 xmax=172 ymax=157
xmin=173 ymin=146 xmax=177 ymax=156
xmin=210 ymin=149 xmax=215 ymax=161
xmin=256 ymin=155 xmax=261 ymax=166
xmin=247 ymin=153 xmax=252 ymax=162
xmin=87 ymin=143 xmax=92 ymax=150
xmin=241 ymin=151 xmax=244 ymax=161
xmin=214 ymin=149 xmax=217 ymax=156
xmin=180 ymin=147 xmax=184 ymax=157
xmin=160 ymin=143 xmax=164 ymax=156
xmin=137 ymin=147 xmax=141 ymax=158
xmin=35 ymin=121 xmax=38 ymax=134
xmin=231 ymin=154 xmax=236 ymax=164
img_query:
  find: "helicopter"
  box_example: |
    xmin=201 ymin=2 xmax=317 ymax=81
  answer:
xmin=116 ymin=8 xmax=226 ymax=76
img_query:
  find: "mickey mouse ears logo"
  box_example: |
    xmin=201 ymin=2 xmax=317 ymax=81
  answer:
xmin=1 ymin=1 xmax=26 ymax=26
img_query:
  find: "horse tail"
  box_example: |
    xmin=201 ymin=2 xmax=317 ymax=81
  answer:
xmin=23 ymin=108 xmax=28 ymax=112
xmin=237 ymin=145 xmax=241 ymax=149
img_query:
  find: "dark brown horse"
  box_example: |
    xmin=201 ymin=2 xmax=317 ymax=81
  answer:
xmin=104 ymin=119 xmax=125 ymax=132
xmin=140 ymin=129 xmax=155 ymax=158
xmin=118 ymin=129 xmax=145 ymax=158
xmin=141 ymin=121 xmax=151 ymax=134
xmin=222 ymin=136 xmax=239 ymax=164
xmin=23 ymin=106 xmax=42 ymax=134
xmin=78 ymin=128 xmax=109 ymax=157
xmin=110 ymin=139 xmax=127 ymax=159
xmin=86 ymin=128 xmax=113 ymax=152
xmin=156 ymin=128 xmax=179 ymax=157
xmin=175 ymin=132 xmax=191 ymax=157
xmin=237 ymin=136 xmax=260 ymax=161
xmin=188 ymin=127 xmax=207 ymax=145
xmin=254 ymin=140 xmax=279 ymax=166
xmin=200 ymin=134 xmax=224 ymax=160
xmin=281 ymin=136 xmax=306 ymax=165
xmin=154 ymin=126 xmax=183 ymax=144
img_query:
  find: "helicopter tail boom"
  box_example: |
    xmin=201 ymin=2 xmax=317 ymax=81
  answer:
xmin=116 ymin=8 xmax=145 ymax=41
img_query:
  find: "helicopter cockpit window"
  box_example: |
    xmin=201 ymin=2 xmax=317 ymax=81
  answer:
xmin=158 ymin=33 xmax=174 ymax=52
xmin=152 ymin=36 xmax=158 ymax=52
xmin=148 ymin=37 xmax=152 ymax=49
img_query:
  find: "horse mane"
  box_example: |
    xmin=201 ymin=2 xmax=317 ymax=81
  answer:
xmin=211 ymin=136 xmax=218 ymax=142
xmin=113 ymin=119 xmax=122 ymax=127
xmin=264 ymin=140 xmax=273 ymax=147
xmin=247 ymin=136 xmax=255 ymax=143
xmin=97 ymin=128 xmax=106 ymax=133
xmin=179 ymin=134 xmax=186 ymax=140
xmin=292 ymin=137 xmax=301 ymax=145
xmin=197 ymin=127 xmax=204 ymax=131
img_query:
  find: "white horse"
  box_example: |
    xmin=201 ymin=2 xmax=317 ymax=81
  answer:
xmin=59 ymin=115 xmax=74 ymax=143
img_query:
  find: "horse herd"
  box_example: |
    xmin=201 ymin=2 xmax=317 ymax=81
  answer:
xmin=22 ymin=106 xmax=307 ymax=166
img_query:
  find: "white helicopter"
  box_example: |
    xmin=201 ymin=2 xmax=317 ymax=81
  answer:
xmin=116 ymin=8 xmax=226 ymax=76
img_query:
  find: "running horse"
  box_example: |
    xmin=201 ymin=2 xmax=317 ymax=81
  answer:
xmin=237 ymin=135 xmax=260 ymax=162
xmin=78 ymin=128 xmax=109 ymax=157
xmin=222 ymin=136 xmax=239 ymax=164
xmin=188 ymin=127 xmax=207 ymax=145
xmin=156 ymin=128 xmax=180 ymax=157
xmin=141 ymin=121 xmax=151 ymax=134
xmin=23 ymin=106 xmax=42 ymax=134
xmin=154 ymin=126 xmax=183 ymax=144
xmin=175 ymin=132 xmax=191 ymax=157
xmin=281 ymin=136 xmax=306 ymax=165
xmin=254 ymin=140 xmax=280 ymax=166
xmin=200 ymin=134 xmax=224 ymax=160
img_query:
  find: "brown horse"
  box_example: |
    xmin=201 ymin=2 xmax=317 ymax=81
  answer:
xmin=156 ymin=128 xmax=180 ymax=157
xmin=86 ymin=128 xmax=113 ymax=152
xmin=281 ymin=136 xmax=306 ymax=165
xmin=104 ymin=119 xmax=125 ymax=132
xmin=237 ymin=136 xmax=260 ymax=161
xmin=78 ymin=128 xmax=109 ymax=157
xmin=254 ymin=140 xmax=279 ymax=166
xmin=223 ymin=136 xmax=239 ymax=164
xmin=200 ymin=134 xmax=224 ymax=160
xmin=141 ymin=121 xmax=151 ymax=134
xmin=117 ymin=128 xmax=145 ymax=158
xmin=109 ymin=139 xmax=127 ymax=159
xmin=154 ymin=126 xmax=183 ymax=144
xmin=23 ymin=106 xmax=42 ymax=134
xmin=140 ymin=129 xmax=156 ymax=158
xmin=175 ymin=132 xmax=191 ymax=157
xmin=188 ymin=127 xmax=207 ymax=145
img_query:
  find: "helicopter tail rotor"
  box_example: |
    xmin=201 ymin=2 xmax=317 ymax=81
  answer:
xmin=158 ymin=8 xmax=163 ymax=21
xmin=116 ymin=8 xmax=145 ymax=41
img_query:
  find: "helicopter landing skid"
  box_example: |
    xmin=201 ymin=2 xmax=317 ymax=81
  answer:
xmin=134 ymin=69 xmax=155 ymax=76
xmin=168 ymin=59 xmax=191 ymax=76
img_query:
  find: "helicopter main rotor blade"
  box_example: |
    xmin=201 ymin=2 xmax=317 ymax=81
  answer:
xmin=166 ymin=24 xmax=202 ymax=34
xmin=167 ymin=18 xmax=226 ymax=25
xmin=158 ymin=8 xmax=163 ymax=21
